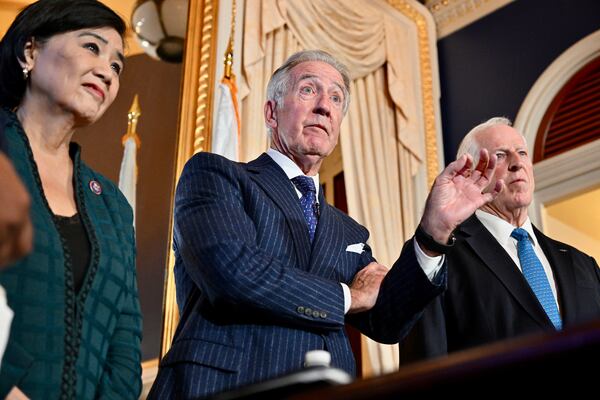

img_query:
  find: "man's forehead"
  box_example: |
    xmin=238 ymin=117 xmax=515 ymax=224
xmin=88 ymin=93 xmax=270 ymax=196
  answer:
xmin=291 ymin=61 xmax=344 ymax=86
xmin=478 ymin=126 xmax=526 ymax=149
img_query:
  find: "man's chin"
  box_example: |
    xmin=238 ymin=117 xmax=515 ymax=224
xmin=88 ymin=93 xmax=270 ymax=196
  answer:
xmin=304 ymin=148 xmax=333 ymax=159
xmin=304 ymin=141 xmax=335 ymax=156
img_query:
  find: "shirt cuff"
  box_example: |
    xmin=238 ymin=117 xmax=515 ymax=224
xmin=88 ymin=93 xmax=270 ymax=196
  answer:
xmin=341 ymin=283 xmax=351 ymax=314
xmin=414 ymin=238 xmax=445 ymax=281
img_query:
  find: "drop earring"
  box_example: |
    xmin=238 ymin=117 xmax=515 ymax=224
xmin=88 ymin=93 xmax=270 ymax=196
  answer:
xmin=22 ymin=68 xmax=29 ymax=80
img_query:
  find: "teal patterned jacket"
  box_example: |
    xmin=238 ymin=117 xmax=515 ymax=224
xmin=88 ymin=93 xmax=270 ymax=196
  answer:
xmin=0 ymin=109 xmax=142 ymax=399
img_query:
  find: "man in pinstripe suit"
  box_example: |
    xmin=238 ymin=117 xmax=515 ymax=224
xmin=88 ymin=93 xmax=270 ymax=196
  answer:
xmin=149 ymin=50 xmax=501 ymax=399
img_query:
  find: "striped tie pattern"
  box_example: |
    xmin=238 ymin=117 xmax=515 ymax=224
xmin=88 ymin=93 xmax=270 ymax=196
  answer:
xmin=511 ymin=228 xmax=562 ymax=330
xmin=291 ymin=176 xmax=318 ymax=241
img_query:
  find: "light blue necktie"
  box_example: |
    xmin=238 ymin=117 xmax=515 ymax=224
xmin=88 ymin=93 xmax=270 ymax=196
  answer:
xmin=291 ymin=176 xmax=318 ymax=242
xmin=511 ymin=228 xmax=562 ymax=330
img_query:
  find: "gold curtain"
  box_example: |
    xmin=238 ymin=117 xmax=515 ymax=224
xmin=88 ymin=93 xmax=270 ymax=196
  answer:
xmin=342 ymin=68 xmax=420 ymax=374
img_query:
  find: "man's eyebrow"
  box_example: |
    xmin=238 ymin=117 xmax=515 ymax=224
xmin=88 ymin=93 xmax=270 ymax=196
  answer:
xmin=78 ymin=31 xmax=125 ymax=64
xmin=297 ymin=74 xmax=345 ymax=94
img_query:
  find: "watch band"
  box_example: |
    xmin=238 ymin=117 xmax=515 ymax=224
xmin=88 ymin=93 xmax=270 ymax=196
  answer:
xmin=415 ymin=224 xmax=455 ymax=254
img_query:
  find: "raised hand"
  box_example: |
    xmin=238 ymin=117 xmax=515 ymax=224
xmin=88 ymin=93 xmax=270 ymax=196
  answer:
xmin=348 ymin=262 xmax=389 ymax=314
xmin=419 ymin=148 xmax=503 ymax=250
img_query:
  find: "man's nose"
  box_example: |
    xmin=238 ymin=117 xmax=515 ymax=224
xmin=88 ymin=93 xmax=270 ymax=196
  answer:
xmin=508 ymin=153 xmax=523 ymax=171
xmin=313 ymin=94 xmax=331 ymax=117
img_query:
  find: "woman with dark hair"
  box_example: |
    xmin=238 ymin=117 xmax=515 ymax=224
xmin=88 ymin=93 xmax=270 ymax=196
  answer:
xmin=0 ymin=1 xmax=142 ymax=398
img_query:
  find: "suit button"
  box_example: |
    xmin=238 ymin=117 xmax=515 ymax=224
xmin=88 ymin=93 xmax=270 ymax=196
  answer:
xmin=297 ymin=306 xmax=304 ymax=314
xmin=304 ymin=308 xmax=313 ymax=316
xmin=312 ymin=310 xmax=320 ymax=318
xmin=320 ymin=312 xmax=327 ymax=318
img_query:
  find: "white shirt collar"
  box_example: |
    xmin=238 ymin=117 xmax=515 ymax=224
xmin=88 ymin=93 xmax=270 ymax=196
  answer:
xmin=266 ymin=148 xmax=321 ymax=199
xmin=475 ymin=209 xmax=538 ymax=247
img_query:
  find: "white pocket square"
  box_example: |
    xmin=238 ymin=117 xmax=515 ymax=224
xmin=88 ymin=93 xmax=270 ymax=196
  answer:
xmin=346 ymin=243 xmax=365 ymax=254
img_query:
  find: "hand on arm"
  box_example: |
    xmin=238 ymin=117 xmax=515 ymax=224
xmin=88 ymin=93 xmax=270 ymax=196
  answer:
xmin=0 ymin=153 xmax=32 ymax=268
xmin=348 ymin=262 xmax=389 ymax=314
xmin=418 ymin=149 xmax=503 ymax=256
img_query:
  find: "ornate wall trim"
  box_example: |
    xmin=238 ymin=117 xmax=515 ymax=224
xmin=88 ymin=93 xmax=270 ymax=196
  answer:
xmin=425 ymin=0 xmax=513 ymax=39
xmin=386 ymin=0 xmax=442 ymax=187
xmin=161 ymin=0 xmax=219 ymax=357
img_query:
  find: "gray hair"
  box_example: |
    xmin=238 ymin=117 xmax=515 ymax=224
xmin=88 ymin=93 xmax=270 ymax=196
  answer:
xmin=265 ymin=50 xmax=351 ymax=136
xmin=456 ymin=117 xmax=521 ymax=166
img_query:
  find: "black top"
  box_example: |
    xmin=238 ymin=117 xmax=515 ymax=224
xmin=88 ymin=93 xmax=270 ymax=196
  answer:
xmin=54 ymin=213 xmax=90 ymax=293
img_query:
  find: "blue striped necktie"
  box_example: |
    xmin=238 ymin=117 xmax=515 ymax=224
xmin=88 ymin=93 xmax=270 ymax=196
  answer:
xmin=511 ymin=228 xmax=562 ymax=330
xmin=291 ymin=176 xmax=318 ymax=241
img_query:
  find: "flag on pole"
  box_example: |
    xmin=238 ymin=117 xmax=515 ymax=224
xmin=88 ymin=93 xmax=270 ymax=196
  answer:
xmin=212 ymin=74 xmax=241 ymax=161
xmin=212 ymin=16 xmax=241 ymax=161
xmin=118 ymin=95 xmax=142 ymax=227
xmin=119 ymin=137 xmax=138 ymax=209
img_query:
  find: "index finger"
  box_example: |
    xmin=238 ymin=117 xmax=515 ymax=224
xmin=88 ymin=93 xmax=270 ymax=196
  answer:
xmin=473 ymin=149 xmax=490 ymax=174
xmin=441 ymin=153 xmax=473 ymax=182
xmin=480 ymin=150 xmax=497 ymax=181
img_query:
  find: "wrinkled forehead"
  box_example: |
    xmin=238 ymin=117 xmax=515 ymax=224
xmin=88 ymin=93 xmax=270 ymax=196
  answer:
xmin=290 ymin=61 xmax=345 ymax=89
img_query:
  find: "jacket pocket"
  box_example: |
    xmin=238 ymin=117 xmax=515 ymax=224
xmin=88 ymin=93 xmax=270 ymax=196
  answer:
xmin=159 ymin=339 xmax=243 ymax=373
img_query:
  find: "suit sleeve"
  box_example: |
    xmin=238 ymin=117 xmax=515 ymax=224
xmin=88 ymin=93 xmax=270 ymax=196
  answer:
xmin=398 ymin=293 xmax=449 ymax=365
xmin=347 ymin=237 xmax=447 ymax=344
xmin=174 ymin=154 xmax=346 ymax=331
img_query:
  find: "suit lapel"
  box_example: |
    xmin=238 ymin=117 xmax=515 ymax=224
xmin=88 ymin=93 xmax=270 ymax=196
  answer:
xmin=534 ymin=226 xmax=577 ymax=324
xmin=308 ymin=189 xmax=345 ymax=278
xmin=459 ymin=215 xmax=551 ymax=328
xmin=246 ymin=154 xmax=311 ymax=270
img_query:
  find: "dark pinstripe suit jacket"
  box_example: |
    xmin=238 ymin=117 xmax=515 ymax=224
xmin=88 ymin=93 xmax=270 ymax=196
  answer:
xmin=149 ymin=152 xmax=445 ymax=399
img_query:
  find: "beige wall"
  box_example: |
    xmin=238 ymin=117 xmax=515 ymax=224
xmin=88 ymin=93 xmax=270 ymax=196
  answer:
xmin=544 ymin=186 xmax=600 ymax=263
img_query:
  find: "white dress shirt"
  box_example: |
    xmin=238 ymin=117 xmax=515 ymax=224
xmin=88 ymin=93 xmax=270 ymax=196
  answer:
xmin=0 ymin=284 xmax=13 ymax=370
xmin=266 ymin=148 xmax=443 ymax=314
xmin=475 ymin=209 xmax=559 ymax=309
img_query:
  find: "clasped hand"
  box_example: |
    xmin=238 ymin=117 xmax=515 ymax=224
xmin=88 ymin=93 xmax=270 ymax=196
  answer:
xmin=348 ymin=262 xmax=388 ymax=314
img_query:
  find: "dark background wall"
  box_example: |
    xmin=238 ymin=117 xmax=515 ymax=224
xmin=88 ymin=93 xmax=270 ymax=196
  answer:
xmin=438 ymin=0 xmax=600 ymax=164
xmin=77 ymin=54 xmax=181 ymax=361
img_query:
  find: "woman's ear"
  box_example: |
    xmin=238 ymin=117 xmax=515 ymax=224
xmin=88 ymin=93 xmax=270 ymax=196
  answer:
xmin=20 ymin=39 xmax=37 ymax=71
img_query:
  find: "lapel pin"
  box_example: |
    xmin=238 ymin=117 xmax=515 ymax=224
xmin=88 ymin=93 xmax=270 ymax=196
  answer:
xmin=89 ymin=180 xmax=102 ymax=195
